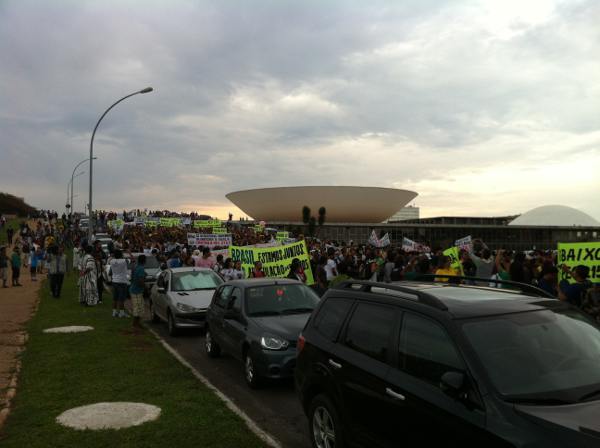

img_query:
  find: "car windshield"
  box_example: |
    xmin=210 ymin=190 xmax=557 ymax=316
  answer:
xmin=245 ymin=284 xmax=320 ymax=317
xmin=462 ymin=309 xmax=600 ymax=403
xmin=171 ymin=270 xmax=223 ymax=291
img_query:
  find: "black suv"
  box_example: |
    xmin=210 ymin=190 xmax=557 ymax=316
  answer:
xmin=205 ymin=278 xmax=320 ymax=388
xmin=295 ymin=280 xmax=600 ymax=448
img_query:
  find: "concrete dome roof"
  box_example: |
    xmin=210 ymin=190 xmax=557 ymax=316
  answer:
xmin=226 ymin=186 xmax=418 ymax=223
xmin=509 ymin=205 xmax=600 ymax=227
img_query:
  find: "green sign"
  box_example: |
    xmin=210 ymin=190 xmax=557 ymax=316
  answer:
xmin=213 ymin=227 xmax=227 ymax=235
xmin=558 ymin=242 xmax=600 ymax=284
xmin=442 ymin=247 xmax=464 ymax=276
xmin=229 ymin=240 xmax=314 ymax=285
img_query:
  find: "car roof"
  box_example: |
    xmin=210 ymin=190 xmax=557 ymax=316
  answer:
xmin=330 ymin=281 xmax=566 ymax=319
xmin=168 ymin=267 xmax=215 ymax=273
xmin=223 ymin=278 xmax=302 ymax=288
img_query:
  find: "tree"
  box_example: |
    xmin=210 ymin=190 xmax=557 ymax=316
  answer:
xmin=302 ymin=206 xmax=311 ymax=224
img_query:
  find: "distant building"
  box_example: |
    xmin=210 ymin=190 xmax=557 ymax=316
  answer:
xmin=387 ymin=206 xmax=420 ymax=222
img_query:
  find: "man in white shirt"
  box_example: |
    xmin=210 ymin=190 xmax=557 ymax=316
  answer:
xmin=109 ymin=249 xmax=129 ymax=317
xmin=324 ymin=248 xmax=338 ymax=283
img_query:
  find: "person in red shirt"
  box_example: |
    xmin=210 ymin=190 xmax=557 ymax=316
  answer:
xmin=251 ymin=261 xmax=266 ymax=278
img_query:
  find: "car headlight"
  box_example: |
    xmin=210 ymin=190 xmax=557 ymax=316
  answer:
xmin=176 ymin=302 xmax=196 ymax=312
xmin=260 ymin=334 xmax=289 ymax=351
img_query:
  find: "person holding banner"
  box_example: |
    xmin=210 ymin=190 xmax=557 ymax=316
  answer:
xmin=435 ymin=256 xmax=460 ymax=283
xmin=558 ymin=265 xmax=591 ymax=308
xmin=287 ymin=258 xmax=307 ymax=283
xmin=250 ymin=261 xmax=266 ymax=278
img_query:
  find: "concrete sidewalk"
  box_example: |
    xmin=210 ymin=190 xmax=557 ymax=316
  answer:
xmin=0 ymin=253 xmax=41 ymax=430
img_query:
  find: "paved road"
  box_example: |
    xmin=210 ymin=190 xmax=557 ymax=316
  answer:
xmin=147 ymin=322 xmax=311 ymax=448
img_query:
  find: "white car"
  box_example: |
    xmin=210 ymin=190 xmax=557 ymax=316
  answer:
xmin=150 ymin=267 xmax=224 ymax=336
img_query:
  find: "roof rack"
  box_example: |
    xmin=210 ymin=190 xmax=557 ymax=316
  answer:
xmin=418 ymin=274 xmax=555 ymax=299
xmin=333 ymin=280 xmax=448 ymax=311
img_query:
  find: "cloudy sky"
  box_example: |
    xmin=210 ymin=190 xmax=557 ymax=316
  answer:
xmin=1 ymin=0 xmax=599 ymax=220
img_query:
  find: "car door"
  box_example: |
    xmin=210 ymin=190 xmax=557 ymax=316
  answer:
xmin=384 ymin=312 xmax=489 ymax=447
xmin=328 ymin=301 xmax=400 ymax=448
xmin=221 ymin=287 xmax=246 ymax=359
xmin=208 ymin=285 xmax=234 ymax=349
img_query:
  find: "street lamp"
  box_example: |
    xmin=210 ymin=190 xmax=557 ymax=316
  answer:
xmin=88 ymin=87 xmax=153 ymax=240
xmin=67 ymin=171 xmax=85 ymax=214
xmin=69 ymin=157 xmax=96 ymax=216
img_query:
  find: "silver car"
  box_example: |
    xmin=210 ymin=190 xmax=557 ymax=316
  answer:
xmin=149 ymin=267 xmax=224 ymax=336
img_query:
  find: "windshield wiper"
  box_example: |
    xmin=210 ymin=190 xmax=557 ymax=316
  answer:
xmin=248 ymin=311 xmax=281 ymax=317
xmin=577 ymin=389 xmax=600 ymax=403
xmin=281 ymin=307 xmax=314 ymax=314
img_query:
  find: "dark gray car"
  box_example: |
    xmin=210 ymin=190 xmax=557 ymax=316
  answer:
xmin=205 ymin=278 xmax=320 ymax=388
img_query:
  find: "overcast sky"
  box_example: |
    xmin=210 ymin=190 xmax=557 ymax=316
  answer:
xmin=1 ymin=0 xmax=599 ymax=220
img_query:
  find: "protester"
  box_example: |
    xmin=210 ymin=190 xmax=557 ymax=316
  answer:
xmin=231 ymin=260 xmax=244 ymax=280
xmin=434 ymin=256 xmax=460 ymax=282
xmin=195 ymin=247 xmax=214 ymax=268
xmin=11 ymin=246 xmax=22 ymax=286
xmin=0 ymin=246 xmax=8 ymax=288
xmin=558 ymin=265 xmax=591 ymax=308
xmin=47 ymin=245 xmax=67 ymax=298
xmin=129 ymin=254 xmax=146 ymax=329
xmin=250 ymin=261 xmax=266 ymax=278
xmin=287 ymin=258 xmax=307 ymax=283
xmin=109 ymin=249 xmax=129 ymax=317
xmin=79 ymin=245 xmax=99 ymax=306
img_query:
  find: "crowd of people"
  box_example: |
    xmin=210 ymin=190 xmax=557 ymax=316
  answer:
xmin=2 ymin=210 xmax=599 ymax=325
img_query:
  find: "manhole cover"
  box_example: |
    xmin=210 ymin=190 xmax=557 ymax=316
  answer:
xmin=56 ymin=402 xmax=161 ymax=430
xmin=43 ymin=326 xmax=94 ymax=334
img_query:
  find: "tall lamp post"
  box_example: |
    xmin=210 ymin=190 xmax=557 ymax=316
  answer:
xmin=88 ymin=87 xmax=153 ymax=241
xmin=69 ymin=157 xmax=96 ymax=216
xmin=67 ymin=171 xmax=85 ymax=214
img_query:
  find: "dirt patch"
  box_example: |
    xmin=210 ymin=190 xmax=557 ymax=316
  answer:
xmin=43 ymin=326 xmax=94 ymax=334
xmin=0 ymin=260 xmax=40 ymax=431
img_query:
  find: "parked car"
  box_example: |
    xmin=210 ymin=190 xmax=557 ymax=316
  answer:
xmin=295 ymin=279 xmax=600 ymax=448
xmin=150 ymin=267 xmax=224 ymax=335
xmin=205 ymin=278 xmax=320 ymax=388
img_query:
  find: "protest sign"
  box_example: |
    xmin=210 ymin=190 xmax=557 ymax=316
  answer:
xmin=145 ymin=219 xmax=158 ymax=228
xmin=557 ymin=242 xmax=600 ymax=284
xmin=276 ymin=231 xmax=289 ymax=241
xmin=187 ymin=233 xmax=232 ymax=248
xmin=254 ymin=224 xmax=265 ymax=233
xmin=193 ymin=219 xmax=222 ymax=228
xmin=368 ymin=230 xmax=390 ymax=248
xmin=455 ymin=235 xmax=473 ymax=252
xmin=107 ymin=219 xmax=124 ymax=232
xmin=443 ymin=247 xmax=464 ymax=276
xmin=213 ymin=227 xmax=227 ymax=235
xmin=229 ymin=240 xmax=314 ymax=285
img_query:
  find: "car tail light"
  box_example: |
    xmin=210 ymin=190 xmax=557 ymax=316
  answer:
xmin=297 ymin=334 xmax=305 ymax=353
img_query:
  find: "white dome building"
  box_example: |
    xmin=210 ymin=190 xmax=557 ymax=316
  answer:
xmin=509 ymin=205 xmax=600 ymax=227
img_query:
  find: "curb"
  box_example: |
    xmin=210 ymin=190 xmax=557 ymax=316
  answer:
xmin=146 ymin=327 xmax=282 ymax=448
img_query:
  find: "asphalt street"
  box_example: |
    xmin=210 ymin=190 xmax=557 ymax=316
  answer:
xmin=147 ymin=322 xmax=312 ymax=448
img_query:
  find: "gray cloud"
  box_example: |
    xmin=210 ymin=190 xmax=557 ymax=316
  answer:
xmin=0 ymin=0 xmax=599 ymax=220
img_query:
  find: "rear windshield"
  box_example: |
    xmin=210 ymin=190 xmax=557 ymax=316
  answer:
xmin=246 ymin=284 xmax=320 ymax=317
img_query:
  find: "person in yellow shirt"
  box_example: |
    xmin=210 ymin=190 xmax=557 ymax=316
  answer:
xmin=435 ymin=256 xmax=460 ymax=282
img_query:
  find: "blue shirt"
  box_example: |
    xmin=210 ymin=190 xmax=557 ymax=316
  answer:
xmin=129 ymin=265 xmax=146 ymax=295
xmin=559 ymin=280 xmax=590 ymax=308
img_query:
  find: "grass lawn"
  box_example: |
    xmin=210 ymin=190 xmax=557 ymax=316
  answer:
xmin=0 ymin=274 xmax=267 ymax=448
xmin=0 ymin=218 xmax=23 ymax=246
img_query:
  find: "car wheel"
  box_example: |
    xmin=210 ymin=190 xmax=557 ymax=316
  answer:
xmin=244 ymin=352 xmax=262 ymax=389
xmin=149 ymin=301 xmax=160 ymax=323
xmin=205 ymin=328 xmax=221 ymax=358
xmin=167 ymin=311 xmax=178 ymax=336
xmin=309 ymin=394 xmax=344 ymax=448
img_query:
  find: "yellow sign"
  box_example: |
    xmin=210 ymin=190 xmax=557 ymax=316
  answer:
xmin=229 ymin=240 xmax=314 ymax=285
xmin=558 ymin=242 xmax=600 ymax=284
xmin=442 ymin=247 xmax=464 ymax=276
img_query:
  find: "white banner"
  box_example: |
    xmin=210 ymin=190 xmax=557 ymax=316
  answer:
xmin=368 ymin=230 xmax=391 ymax=248
xmin=455 ymin=235 xmax=473 ymax=252
xmin=402 ymin=237 xmax=431 ymax=253
xmin=187 ymin=233 xmax=232 ymax=248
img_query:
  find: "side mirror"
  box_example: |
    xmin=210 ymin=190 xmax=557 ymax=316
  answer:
xmin=440 ymin=371 xmax=466 ymax=398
